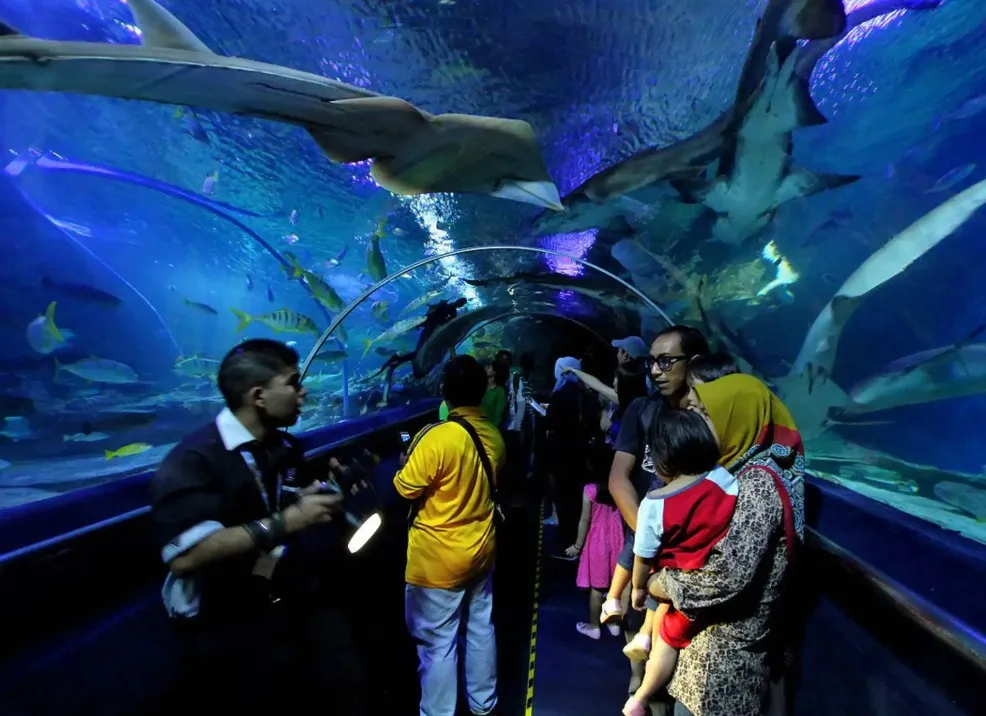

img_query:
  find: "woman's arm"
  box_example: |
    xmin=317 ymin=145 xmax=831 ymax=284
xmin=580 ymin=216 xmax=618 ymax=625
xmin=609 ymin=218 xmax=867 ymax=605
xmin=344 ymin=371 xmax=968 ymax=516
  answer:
xmin=658 ymin=466 xmax=784 ymax=613
xmin=566 ymin=368 xmax=618 ymax=404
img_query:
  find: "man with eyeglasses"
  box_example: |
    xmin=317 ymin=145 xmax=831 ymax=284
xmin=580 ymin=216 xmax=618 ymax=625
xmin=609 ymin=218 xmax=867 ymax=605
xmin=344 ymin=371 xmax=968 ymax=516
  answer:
xmin=606 ymin=325 xmax=710 ymax=713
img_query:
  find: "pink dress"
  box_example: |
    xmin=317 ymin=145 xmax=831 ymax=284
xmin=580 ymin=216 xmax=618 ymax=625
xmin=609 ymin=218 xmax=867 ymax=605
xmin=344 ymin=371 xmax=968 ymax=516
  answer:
xmin=576 ymin=484 xmax=625 ymax=589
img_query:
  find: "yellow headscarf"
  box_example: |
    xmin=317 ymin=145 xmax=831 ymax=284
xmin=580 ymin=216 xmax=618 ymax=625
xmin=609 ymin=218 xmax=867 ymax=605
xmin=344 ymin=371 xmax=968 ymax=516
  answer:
xmin=694 ymin=373 xmax=803 ymax=470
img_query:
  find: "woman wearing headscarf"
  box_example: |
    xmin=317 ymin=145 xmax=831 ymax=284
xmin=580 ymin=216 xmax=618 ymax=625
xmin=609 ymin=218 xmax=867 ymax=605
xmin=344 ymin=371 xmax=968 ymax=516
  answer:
xmin=649 ymin=372 xmax=805 ymax=716
xmin=544 ymin=357 xmax=592 ymax=544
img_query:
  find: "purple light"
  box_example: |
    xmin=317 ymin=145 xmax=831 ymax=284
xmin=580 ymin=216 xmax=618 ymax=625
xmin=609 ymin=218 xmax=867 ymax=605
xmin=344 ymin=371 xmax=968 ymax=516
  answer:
xmin=539 ymin=229 xmax=597 ymax=277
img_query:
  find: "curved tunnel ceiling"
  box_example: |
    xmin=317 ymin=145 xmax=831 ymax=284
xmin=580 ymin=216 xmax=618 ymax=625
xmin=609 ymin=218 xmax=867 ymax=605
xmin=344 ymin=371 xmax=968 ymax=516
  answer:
xmin=5 ymin=0 xmax=986 ymax=544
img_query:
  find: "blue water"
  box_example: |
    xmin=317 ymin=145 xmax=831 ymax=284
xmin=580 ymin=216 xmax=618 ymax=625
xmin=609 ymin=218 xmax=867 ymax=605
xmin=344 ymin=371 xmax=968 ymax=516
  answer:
xmin=1 ymin=0 xmax=985 ymax=543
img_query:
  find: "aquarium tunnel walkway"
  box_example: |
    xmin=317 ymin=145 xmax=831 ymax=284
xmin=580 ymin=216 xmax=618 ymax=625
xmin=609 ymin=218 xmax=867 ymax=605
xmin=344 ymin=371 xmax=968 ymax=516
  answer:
xmin=0 ymin=401 xmax=984 ymax=716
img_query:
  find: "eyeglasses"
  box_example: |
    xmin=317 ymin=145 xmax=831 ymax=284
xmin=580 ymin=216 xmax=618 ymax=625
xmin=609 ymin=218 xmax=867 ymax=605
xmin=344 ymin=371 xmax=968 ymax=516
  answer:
xmin=645 ymin=355 xmax=688 ymax=372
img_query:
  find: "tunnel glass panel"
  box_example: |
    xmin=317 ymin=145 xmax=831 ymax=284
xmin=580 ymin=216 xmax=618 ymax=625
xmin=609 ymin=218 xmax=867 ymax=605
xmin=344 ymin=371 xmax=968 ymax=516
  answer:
xmin=1 ymin=0 xmax=986 ymax=550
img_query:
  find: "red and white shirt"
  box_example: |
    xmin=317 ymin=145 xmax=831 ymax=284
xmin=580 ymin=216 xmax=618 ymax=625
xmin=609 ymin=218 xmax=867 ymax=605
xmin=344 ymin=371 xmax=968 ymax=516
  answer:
xmin=633 ymin=466 xmax=738 ymax=570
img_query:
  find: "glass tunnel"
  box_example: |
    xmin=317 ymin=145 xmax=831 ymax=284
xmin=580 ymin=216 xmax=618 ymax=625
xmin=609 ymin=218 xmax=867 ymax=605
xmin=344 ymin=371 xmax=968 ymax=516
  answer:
xmin=0 ymin=0 xmax=985 ymax=714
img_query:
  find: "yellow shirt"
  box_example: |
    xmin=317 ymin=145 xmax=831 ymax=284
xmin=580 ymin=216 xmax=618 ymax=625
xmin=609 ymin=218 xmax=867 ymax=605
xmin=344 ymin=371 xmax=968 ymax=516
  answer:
xmin=394 ymin=406 xmax=506 ymax=589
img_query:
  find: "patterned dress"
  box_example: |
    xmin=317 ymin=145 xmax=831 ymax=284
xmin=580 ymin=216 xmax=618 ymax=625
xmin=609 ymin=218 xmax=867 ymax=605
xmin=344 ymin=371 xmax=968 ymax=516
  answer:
xmin=658 ymin=458 xmax=803 ymax=716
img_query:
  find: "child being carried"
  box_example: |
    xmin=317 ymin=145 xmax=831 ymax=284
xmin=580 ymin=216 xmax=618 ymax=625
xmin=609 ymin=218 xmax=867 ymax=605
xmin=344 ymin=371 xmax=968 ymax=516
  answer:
xmin=622 ymin=407 xmax=737 ymax=716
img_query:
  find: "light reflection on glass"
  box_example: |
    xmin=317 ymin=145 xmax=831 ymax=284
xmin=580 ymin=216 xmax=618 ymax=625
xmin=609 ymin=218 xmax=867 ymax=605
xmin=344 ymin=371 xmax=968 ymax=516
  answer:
xmin=539 ymin=229 xmax=596 ymax=277
xmin=399 ymin=194 xmax=481 ymax=306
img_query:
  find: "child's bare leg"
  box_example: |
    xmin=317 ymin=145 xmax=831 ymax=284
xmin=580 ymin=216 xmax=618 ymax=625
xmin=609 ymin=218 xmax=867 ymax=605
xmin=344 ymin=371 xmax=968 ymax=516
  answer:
xmin=608 ymin=563 xmax=632 ymax=600
xmin=588 ymin=588 xmax=604 ymax=629
xmin=629 ymin=638 xmax=679 ymax=707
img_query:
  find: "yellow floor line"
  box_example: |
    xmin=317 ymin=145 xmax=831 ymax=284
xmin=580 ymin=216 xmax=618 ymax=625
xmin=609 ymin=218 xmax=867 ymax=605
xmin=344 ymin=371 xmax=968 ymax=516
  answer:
xmin=525 ymin=500 xmax=545 ymax=716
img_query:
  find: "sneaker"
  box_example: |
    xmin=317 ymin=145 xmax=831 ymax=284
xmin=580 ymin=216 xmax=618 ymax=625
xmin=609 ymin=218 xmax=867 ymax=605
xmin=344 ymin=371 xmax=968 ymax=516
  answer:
xmin=576 ymin=622 xmax=601 ymax=640
xmin=622 ymin=633 xmax=652 ymax=662
xmin=543 ymin=514 xmax=558 ymax=526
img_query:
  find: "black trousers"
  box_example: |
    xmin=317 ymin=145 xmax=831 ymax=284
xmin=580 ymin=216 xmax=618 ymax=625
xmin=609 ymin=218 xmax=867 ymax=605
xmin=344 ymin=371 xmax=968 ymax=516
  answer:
xmin=174 ymin=603 xmax=364 ymax=712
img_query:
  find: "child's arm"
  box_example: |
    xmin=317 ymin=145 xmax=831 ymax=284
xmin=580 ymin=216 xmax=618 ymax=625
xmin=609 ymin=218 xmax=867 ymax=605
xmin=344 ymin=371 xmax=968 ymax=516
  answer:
xmin=564 ymin=487 xmax=593 ymax=557
xmin=631 ymin=555 xmax=651 ymax=610
xmin=630 ymin=497 xmax=663 ymax=610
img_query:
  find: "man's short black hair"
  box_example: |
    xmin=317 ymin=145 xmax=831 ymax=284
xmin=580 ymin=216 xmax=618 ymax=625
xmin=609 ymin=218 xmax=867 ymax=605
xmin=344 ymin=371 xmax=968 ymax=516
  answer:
xmin=442 ymin=355 xmax=487 ymax=408
xmin=649 ymin=408 xmax=721 ymax=479
xmin=218 ymin=339 xmax=299 ymax=410
xmin=687 ymin=352 xmax=741 ymax=383
xmin=655 ymin=325 xmax=710 ymax=359
xmin=495 ymin=349 xmax=513 ymax=364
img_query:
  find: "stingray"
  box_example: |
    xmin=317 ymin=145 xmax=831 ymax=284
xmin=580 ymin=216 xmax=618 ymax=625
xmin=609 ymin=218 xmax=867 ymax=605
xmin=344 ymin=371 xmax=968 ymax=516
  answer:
xmin=0 ymin=0 xmax=561 ymax=210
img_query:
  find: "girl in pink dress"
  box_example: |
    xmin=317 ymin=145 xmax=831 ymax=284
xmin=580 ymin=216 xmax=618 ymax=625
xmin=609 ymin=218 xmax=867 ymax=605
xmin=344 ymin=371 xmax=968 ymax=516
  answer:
xmin=566 ymin=482 xmax=626 ymax=639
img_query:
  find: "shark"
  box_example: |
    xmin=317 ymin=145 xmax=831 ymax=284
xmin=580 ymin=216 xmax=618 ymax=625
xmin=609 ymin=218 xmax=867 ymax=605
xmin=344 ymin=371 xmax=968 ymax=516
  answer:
xmin=774 ymin=177 xmax=986 ymax=438
xmin=0 ymin=0 xmax=561 ymax=210
xmin=838 ymin=333 xmax=986 ymax=416
xmin=530 ymin=0 xmax=853 ymax=238
xmin=673 ymin=0 xmax=941 ymax=247
xmin=673 ymin=37 xmax=857 ymax=245
xmin=464 ymin=271 xmax=646 ymax=311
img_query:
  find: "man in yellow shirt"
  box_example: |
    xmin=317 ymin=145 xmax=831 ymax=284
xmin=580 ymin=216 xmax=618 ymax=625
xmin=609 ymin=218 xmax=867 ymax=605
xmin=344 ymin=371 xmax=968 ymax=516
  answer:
xmin=394 ymin=355 xmax=506 ymax=716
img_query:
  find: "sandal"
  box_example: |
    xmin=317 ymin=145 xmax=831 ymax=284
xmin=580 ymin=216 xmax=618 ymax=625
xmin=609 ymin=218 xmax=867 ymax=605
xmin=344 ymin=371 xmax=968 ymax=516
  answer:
xmin=600 ymin=598 xmax=623 ymax=624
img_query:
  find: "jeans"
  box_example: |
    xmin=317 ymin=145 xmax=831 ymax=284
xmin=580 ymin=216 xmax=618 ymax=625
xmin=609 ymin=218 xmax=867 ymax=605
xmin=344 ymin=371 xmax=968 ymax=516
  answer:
xmin=405 ymin=571 xmax=497 ymax=716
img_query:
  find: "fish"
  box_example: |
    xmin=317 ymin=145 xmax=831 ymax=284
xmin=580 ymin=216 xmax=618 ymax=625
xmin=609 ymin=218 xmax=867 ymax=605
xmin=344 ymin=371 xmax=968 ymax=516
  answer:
xmin=267 ymin=285 xmax=275 ymax=302
xmin=792 ymin=177 xmax=986 ymax=379
xmin=362 ymin=316 xmax=428 ymax=357
xmin=776 ymin=177 xmax=986 ymax=438
xmin=246 ymin=275 xmax=254 ymax=291
xmin=54 ymin=357 xmax=140 ymax=384
xmin=0 ymin=0 xmax=561 ymax=209
xmin=366 ymin=226 xmax=388 ymax=283
xmin=323 ymin=244 xmax=348 ymax=269
xmin=0 ymin=416 xmax=36 ymax=442
xmin=41 ymin=276 xmax=122 ymax=308
xmin=371 ymin=300 xmax=390 ymax=321
xmin=183 ymin=297 xmax=219 ymax=315
xmin=25 ymin=301 xmax=67 ymax=355
xmin=530 ymin=0 xmax=860 ymax=237
xmin=173 ymin=355 xmax=221 ymax=380
xmin=202 ymin=170 xmax=218 ymax=195
xmin=307 ymin=275 xmax=345 ymax=312
xmin=465 ymin=271 xmax=641 ymax=310
xmin=174 ymin=107 xmax=210 ymax=144
xmin=310 ymin=349 xmax=348 ymax=363
xmin=673 ymin=35 xmax=858 ymax=245
xmin=933 ymin=481 xmax=986 ymax=521
xmin=105 ymin=442 xmax=153 ymax=460
xmin=63 ymin=431 xmax=110 ymax=442
xmin=838 ymin=334 xmax=986 ymax=416
xmin=289 ymin=209 xmax=298 ymax=225
xmin=400 ymin=288 xmax=447 ymax=316
xmin=926 ymin=163 xmax=976 ymax=194
xmin=231 ymin=307 xmax=319 ymax=335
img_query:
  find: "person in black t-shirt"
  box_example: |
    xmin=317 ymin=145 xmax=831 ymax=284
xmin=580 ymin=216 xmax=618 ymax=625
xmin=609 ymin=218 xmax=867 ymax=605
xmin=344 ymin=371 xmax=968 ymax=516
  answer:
xmin=151 ymin=339 xmax=366 ymax=713
xmin=601 ymin=326 xmax=710 ymax=707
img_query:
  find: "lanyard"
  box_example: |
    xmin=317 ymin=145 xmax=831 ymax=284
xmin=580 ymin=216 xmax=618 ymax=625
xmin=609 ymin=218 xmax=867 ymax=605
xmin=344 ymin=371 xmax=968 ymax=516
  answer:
xmin=241 ymin=448 xmax=281 ymax=514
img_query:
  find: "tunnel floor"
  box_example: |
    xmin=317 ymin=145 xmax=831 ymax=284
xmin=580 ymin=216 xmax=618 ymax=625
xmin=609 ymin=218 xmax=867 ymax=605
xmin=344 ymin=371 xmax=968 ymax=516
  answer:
xmin=526 ymin=522 xmax=630 ymax=716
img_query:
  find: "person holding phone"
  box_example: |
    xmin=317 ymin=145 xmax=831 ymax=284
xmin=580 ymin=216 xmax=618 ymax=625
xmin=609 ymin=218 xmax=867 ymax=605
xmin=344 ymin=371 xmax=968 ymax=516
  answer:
xmin=151 ymin=339 xmax=368 ymax=713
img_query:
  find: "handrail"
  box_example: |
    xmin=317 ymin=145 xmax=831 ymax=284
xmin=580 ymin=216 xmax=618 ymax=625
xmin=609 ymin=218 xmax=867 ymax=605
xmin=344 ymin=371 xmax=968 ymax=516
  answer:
xmin=807 ymin=527 xmax=986 ymax=675
xmin=0 ymin=404 xmax=438 ymax=568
